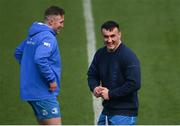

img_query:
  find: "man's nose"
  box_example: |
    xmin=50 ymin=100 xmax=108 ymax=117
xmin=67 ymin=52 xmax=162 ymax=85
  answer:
xmin=107 ymin=37 xmax=112 ymax=42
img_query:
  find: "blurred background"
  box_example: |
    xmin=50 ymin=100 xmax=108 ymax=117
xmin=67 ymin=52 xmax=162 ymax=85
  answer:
xmin=0 ymin=0 xmax=180 ymax=124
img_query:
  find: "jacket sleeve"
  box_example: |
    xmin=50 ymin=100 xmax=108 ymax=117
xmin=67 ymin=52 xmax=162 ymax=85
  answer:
xmin=87 ymin=52 xmax=100 ymax=92
xmin=34 ymin=37 xmax=56 ymax=84
xmin=109 ymin=53 xmax=141 ymax=99
xmin=14 ymin=40 xmax=26 ymax=64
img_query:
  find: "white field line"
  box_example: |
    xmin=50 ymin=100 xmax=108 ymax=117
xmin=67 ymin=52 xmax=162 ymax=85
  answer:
xmin=82 ymin=0 xmax=103 ymax=124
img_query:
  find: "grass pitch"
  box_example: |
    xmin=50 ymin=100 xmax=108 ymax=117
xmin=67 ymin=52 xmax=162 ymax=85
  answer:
xmin=0 ymin=0 xmax=180 ymax=124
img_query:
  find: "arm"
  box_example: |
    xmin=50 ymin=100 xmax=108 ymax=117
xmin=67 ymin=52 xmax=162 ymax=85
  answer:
xmin=34 ymin=37 xmax=56 ymax=86
xmin=87 ymin=52 xmax=100 ymax=93
xmin=14 ymin=40 xmax=26 ymax=64
xmin=109 ymin=53 xmax=141 ymax=99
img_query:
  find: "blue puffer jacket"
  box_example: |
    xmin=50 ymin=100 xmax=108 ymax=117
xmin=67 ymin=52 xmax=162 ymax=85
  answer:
xmin=14 ymin=22 xmax=61 ymax=101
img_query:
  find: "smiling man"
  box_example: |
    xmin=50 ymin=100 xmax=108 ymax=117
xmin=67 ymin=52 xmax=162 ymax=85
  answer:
xmin=14 ymin=6 xmax=65 ymax=125
xmin=87 ymin=21 xmax=141 ymax=125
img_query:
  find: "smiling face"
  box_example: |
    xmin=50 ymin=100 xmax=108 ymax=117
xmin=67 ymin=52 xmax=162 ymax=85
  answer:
xmin=46 ymin=15 xmax=64 ymax=34
xmin=101 ymin=27 xmax=121 ymax=52
xmin=44 ymin=6 xmax=65 ymax=34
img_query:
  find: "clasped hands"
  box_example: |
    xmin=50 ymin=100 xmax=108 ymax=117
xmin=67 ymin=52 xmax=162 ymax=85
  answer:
xmin=93 ymin=86 xmax=109 ymax=100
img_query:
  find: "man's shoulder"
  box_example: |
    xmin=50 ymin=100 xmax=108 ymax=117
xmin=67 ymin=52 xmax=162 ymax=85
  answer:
xmin=93 ymin=46 xmax=106 ymax=58
xmin=119 ymin=43 xmax=136 ymax=55
xmin=96 ymin=46 xmax=106 ymax=53
xmin=38 ymin=31 xmax=55 ymax=37
xmin=118 ymin=43 xmax=140 ymax=63
xmin=37 ymin=31 xmax=56 ymax=43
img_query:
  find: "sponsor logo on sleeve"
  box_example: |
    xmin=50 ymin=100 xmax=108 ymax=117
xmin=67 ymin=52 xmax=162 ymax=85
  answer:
xmin=43 ymin=42 xmax=51 ymax=47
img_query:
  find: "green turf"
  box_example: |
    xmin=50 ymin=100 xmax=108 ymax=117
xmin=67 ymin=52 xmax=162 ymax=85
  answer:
xmin=92 ymin=0 xmax=180 ymax=124
xmin=0 ymin=0 xmax=180 ymax=124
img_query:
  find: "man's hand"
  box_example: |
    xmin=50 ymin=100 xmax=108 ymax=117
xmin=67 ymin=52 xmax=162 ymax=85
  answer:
xmin=93 ymin=86 xmax=103 ymax=98
xmin=100 ymin=87 xmax=109 ymax=100
xmin=49 ymin=82 xmax=57 ymax=92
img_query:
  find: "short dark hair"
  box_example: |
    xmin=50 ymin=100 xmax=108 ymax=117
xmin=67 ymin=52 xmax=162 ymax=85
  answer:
xmin=101 ymin=20 xmax=120 ymax=31
xmin=44 ymin=5 xmax=65 ymax=20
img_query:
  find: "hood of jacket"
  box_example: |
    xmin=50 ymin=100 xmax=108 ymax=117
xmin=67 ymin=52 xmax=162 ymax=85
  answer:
xmin=28 ymin=22 xmax=56 ymax=37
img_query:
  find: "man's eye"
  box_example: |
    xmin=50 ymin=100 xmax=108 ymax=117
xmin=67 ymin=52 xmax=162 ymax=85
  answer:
xmin=111 ymin=35 xmax=115 ymax=38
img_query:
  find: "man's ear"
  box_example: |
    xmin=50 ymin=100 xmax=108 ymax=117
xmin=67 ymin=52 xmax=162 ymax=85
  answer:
xmin=48 ymin=18 xmax=54 ymax=26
